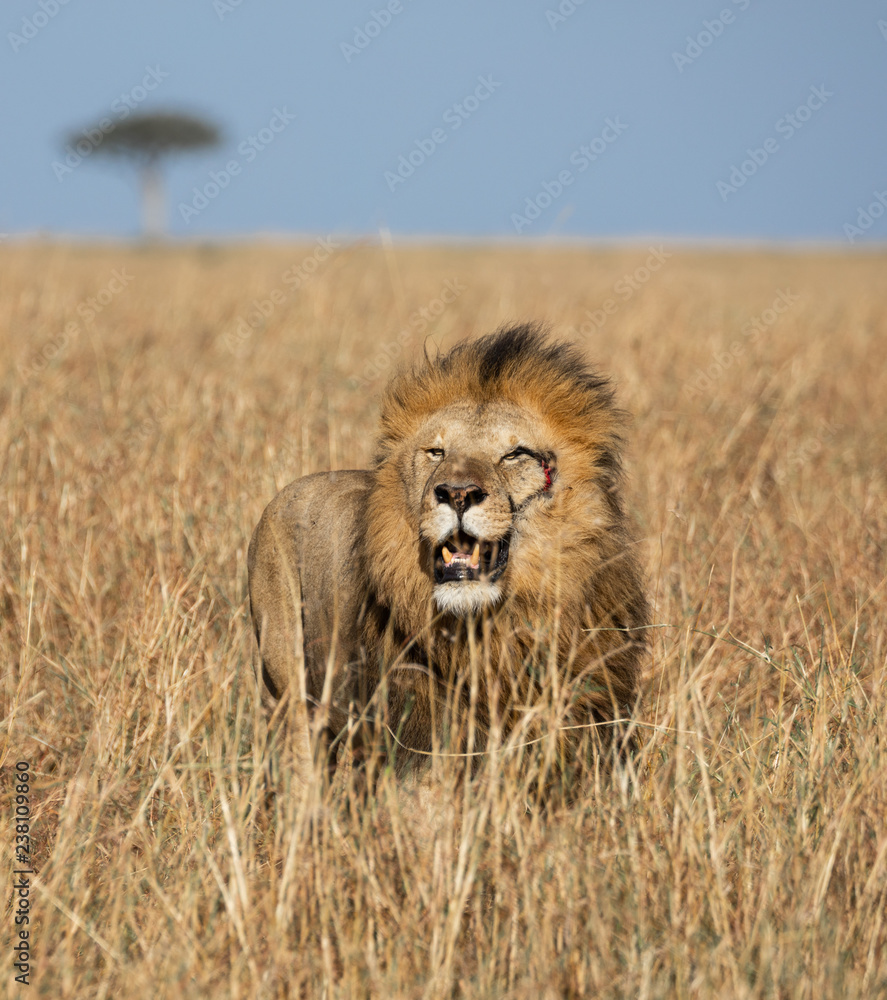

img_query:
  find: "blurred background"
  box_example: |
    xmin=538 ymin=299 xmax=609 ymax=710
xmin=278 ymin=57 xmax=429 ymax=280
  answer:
xmin=1 ymin=0 xmax=886 ymax=243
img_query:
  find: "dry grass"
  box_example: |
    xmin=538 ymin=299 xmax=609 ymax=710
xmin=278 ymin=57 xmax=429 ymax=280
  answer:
xmin=1 ymin=240 xmax=886 ymax=999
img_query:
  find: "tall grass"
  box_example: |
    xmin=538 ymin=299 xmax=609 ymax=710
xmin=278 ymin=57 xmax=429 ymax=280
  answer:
xmin=1 ymin=241 xmax=885 ymax=998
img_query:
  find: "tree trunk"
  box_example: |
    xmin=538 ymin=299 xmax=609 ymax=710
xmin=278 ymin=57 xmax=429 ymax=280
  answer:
xmin=140 ymin=159 xmax=166 ymax=240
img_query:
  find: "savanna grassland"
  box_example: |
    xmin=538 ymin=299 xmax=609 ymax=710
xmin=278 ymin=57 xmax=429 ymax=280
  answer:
xmin=1 ymin=240 xmax=886 ymax=999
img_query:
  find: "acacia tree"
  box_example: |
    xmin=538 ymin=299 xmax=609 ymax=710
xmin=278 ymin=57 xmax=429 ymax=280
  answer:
xmin=69 ymin=111 xmax=220 ymax=238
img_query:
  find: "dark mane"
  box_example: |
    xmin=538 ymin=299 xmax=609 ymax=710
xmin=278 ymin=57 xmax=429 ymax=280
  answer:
xmin=436 ymin=322 xmax=614 ymax=406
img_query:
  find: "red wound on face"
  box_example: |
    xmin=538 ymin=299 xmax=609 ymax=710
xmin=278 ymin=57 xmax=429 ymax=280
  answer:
xmin=542 ymin=461 xmax=553 ymax=491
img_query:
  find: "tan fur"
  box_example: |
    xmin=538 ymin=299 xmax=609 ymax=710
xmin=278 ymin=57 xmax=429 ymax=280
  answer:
xmin=248 ymin=325 xmax=648 ymax=784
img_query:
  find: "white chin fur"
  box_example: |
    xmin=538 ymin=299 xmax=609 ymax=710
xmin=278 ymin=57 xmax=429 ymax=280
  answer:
xmin=433 ymin=581 xmax=502 ymax=616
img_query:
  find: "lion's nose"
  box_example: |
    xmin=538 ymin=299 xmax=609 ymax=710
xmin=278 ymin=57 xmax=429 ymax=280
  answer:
xmin=434 ymin=483 xmax=486 ymax=516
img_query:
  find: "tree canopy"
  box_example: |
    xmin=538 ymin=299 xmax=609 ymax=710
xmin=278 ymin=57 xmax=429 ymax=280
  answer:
xmin=74 ymin=111 xmax=220 ymax=162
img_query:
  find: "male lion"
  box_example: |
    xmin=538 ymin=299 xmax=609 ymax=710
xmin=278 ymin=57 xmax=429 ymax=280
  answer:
xmin=248 ymin=324 xmax=648 ymax=788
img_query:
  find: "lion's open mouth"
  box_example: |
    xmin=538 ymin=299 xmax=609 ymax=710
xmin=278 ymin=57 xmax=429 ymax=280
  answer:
xmin=433 ymin=529 xmax=509 ymax=584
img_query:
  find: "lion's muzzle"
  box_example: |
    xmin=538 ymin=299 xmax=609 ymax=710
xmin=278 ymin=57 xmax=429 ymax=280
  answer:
xmin=430 ymin=471 xmax=510 ymax=585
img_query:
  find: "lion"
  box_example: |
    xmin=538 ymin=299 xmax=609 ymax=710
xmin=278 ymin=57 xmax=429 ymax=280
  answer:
xmin=248 ymin=324 xmax=648 ymax=789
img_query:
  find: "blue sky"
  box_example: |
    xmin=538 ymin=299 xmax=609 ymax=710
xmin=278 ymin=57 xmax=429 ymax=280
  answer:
xmin=2 ymin=0 xmax=886 ymax=242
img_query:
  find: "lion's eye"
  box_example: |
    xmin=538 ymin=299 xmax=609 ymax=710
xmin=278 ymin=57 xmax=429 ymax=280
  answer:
xmin=502 ymin=447 xmax=533 ymax=462
xmin=425 ymin=448 xmax=444 ymax=461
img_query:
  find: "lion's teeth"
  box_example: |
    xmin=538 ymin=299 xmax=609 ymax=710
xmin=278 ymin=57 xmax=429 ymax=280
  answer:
xmin=470 ymin=543 xmax=480 ymax=568
xmin=442 ymin=546 xmax=453 ymax=565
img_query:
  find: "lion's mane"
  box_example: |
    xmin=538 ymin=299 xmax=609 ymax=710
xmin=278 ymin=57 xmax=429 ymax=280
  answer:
xmin=360 ymin=324 xmax=649 ymax=758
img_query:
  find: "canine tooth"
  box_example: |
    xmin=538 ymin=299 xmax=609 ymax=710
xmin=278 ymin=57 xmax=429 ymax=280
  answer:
xmin=470 ymin=543 xmax=480 ymax=568
xmin=442 ymin=546 xmax=453 ymax=565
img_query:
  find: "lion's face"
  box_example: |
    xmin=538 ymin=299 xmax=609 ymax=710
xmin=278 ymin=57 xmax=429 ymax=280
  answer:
xmin=399 ymin=400 xmax=557 ymax=616
xmin=365 ymin=326 xmax=643 ymax=677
